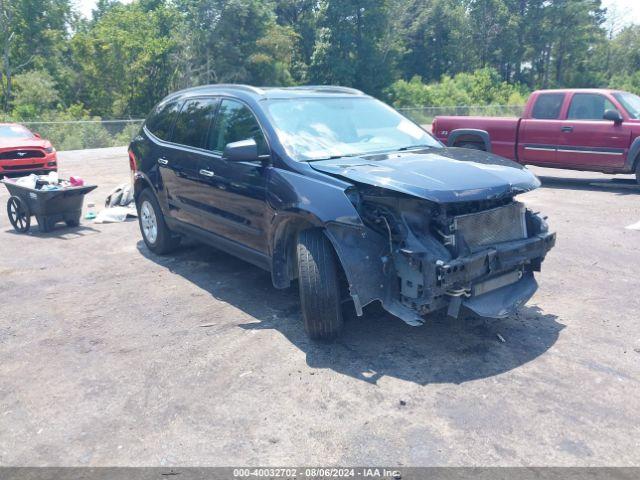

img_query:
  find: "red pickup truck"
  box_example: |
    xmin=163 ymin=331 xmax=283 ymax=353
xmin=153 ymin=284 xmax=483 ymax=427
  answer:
xmin=432 ymin=89 xmax=640 ymax=184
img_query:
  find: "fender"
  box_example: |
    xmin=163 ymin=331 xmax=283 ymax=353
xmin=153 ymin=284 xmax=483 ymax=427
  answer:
xmin=265 ymin=168 xmax=422 ymax=322
xmin=267 ymin=168 xmax=364 ymax=289
xmin=133 ymin=171 xmax=156 ymax=199
xmin=447 ymin=129 xmax=492 ymax=153
xmin=624 ymin=136 xmax=640 ymax=172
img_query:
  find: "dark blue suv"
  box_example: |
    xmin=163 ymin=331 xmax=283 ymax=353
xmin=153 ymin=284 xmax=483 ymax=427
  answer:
xmin=129 ymin=85 xmax=555 ymax=340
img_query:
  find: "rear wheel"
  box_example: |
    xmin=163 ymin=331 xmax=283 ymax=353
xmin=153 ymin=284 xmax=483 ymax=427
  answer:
xmin=457 ymin=141 xmax=485 ymax=151
xmin=296 ymin=228 xmax=344 ymax=341
xmin=7 ymin=196 xmax=30 ymax=233
xmin=137 ymin=189 xmax=181 ymax=254
xmin=635 ymin=160 xmax=640 ymax=185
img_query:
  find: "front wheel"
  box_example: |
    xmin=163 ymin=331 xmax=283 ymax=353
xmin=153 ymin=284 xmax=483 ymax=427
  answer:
xmin=137 ymin=189 xmax=181 ymax=254
xmin=7 ymin=196 xmax=30 ymax=233
xmin=296 ymin=229 xmax=344 ymax=341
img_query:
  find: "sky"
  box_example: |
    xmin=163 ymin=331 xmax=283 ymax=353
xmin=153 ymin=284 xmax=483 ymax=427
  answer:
xmin=74 ymin=0 xmax=640 ymax=24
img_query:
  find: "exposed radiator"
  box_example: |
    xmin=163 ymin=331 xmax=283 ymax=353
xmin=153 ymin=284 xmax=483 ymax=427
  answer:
xmin=453 ymin=201 xmax=527 ymax=249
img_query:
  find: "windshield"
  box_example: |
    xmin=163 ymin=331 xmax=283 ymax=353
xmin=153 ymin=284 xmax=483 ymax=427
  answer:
xmin=0 ymin=125 xmax=34 ymax=139
xmin=264 ymin=97 xmax=441 ymax=161
xmin=613 ymin=92 xmax=640 ymax=119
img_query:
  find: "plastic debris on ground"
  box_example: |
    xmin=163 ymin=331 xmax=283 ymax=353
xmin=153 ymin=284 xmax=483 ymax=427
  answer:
xmin=85 ymin=200 xmax=97 ymax=220
xmin=625 ymin=220 xmax=640 ymax=231
xmin=94 ymin=205 xmax=137 ymax=224
xmin=105 ymin=183 xmax=134 ymax=208
xmin=94 ymin=183 xmax=137 ymax=224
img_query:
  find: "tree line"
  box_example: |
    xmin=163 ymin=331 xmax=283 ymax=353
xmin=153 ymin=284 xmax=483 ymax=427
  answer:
xmin=1 ymin=0 xmax=639 ymax=123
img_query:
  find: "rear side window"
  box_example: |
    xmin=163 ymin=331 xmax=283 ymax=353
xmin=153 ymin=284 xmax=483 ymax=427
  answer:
xmin=146 ymin=101 xmax=181 ymax=140
xmin=531 ymin=93 xmax=565 ymax=119
xmin=567 ymin=94 xmax=617 ymax=120
xmin=208 ymin=99 xmax=268 ymax=155
xmin=171 ymin=98 xmax=218 ymax=149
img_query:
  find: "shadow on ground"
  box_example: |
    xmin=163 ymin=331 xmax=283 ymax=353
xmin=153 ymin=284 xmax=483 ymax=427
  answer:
xmin=139 ymin=240 xmax=564 ymax=386
xmin=538 ymin=175 xmax=639 ymax=195
xmin=3 ymin=224 xmax=101 ymax=238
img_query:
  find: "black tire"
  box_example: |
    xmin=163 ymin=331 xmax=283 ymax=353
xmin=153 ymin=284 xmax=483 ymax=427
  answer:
xmin=65 ymin=218 xmax=80 ymax=228
xmin=7 ymin=196 xmax=30 ymax=233
xmin=457 ymin=141 xmax=485 ymax=151
xmin=136 ymin=188 xmax=181 ymax=255
xmin=635 ymin=160 xmax=640 ymax=185
xmin=296 ymin=228 xmax=344 ymax=341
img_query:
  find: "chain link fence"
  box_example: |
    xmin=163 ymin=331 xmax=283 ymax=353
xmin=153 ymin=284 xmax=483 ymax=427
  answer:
xmin=4 ymin=105 xmax=524 ymax=151
xmin=11 ymin=119 xmax=144 ymax=151
xmin=398 ymin=105 xmax=525 ymax=124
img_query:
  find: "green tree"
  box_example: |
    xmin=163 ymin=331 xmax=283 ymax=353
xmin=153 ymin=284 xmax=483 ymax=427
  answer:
xmin=10 ymin=69 xmax=60 ymax=119
xmin=0 ymin=0 xmax=73 ymax=112
xmin=398 ymin=0 xmax=471 ymax=83
xmin=275 ymin=0 xmax=318 ymax=82
xmin=70 ymin=1 xmax=178 ymax=117
xmin=173 ymin=0 xmax=294 ymax=87
xmin=309 ymin=0 xmax=399 ymax=96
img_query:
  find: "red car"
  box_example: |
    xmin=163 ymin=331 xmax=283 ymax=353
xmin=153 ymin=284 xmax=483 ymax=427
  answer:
xmin=0 ymin=123 xmax=57 ymax=178
xmin=432 ymin=88 xmax=640 ymax=184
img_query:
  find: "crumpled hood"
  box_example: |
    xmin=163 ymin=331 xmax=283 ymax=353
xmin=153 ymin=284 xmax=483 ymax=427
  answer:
xmin=309 ymin=147 xmax=540 ymax=203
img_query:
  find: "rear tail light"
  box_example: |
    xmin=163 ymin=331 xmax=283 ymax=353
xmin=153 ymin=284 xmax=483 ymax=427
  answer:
xmin=128 ymin=149 xmax=137 ymax=172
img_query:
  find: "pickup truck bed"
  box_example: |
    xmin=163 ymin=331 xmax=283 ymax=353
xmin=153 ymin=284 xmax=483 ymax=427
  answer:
xmin=432 ymin=89 xmax=640 ymax=183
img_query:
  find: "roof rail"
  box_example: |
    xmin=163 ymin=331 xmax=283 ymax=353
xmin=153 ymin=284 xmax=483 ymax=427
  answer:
xmin=172 ymin=84 xmax=266 ymax=96
xmin=208 ymin=84 xmax=266 ymax=94
xmin=287 ymin=85 xmax=365 ymax=95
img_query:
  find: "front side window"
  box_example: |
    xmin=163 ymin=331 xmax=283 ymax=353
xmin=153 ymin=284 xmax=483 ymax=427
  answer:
xmin=208 ymin=99 xmax=268 ymax=155
xmin=146 ymin=101 xmax=181 ymax=140
xmin=171 ymin=98 xmax=218 ymax=149
xmin=531 ymin=93 xmax=565 ymax=120
xmin=567 ymin=94 xmax=617 ymax=120
xmin=613 ymin=92 xmax=640 ymax=119
xmin=263 ymin=97 xmax=440 ymax=161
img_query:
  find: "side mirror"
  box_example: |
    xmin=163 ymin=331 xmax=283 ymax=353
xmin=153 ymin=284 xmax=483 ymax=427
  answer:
xmin=604 ymin=109 xmax=623 ymax=125
xmin=34 ymin=132 xmax=41 ymax=138
xmin=223 ymin=138 xmax=258 ymax=162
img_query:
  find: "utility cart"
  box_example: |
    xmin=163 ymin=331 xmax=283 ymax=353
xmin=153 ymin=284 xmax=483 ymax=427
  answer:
xmin=3 ymin=178 xmax=97 ymax=233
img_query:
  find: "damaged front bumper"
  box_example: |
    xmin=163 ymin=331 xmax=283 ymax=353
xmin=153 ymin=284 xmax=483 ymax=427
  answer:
xmin=437 ymin=232 xmax=555 ymax=318
xmin=326 ymin=221 xmax=556 ymax=326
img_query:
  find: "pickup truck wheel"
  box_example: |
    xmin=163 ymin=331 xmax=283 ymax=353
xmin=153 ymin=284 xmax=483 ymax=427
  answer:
xmin=457 ymin=141 xmax=485 ymax=151
xmin=635 ymin=160 xmax=640 ymax=185
xmin=137 ymin=189 xmax=181 ymax=255
xmin=296 ymin=229 xmax=344 ymax=341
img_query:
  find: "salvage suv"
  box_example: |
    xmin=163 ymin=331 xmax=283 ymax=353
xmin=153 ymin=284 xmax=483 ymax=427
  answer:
xmin=129 ymin=85 xmax=556 ymax=340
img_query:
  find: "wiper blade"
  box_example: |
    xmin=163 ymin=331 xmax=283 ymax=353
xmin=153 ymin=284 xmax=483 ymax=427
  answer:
xmin=307 ymin=153 xmax=361 ymax=162
xmin=396 ymin=144 xmax=436 ymax=151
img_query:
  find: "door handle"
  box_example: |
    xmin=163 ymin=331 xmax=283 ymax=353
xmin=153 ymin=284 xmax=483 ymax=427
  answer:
xmin=158 ymin=158 xmax=169 ymax=165
xmin=199 ymin=169 xmax=215 ymax=177
xmin=561 ymin=126 xmax=574 ymax=133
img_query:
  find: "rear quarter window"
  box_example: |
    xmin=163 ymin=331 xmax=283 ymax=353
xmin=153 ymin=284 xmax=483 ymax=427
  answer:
xmin=145 ymin=101 xmax=181 ymax=140
xmin=531 ymin=93 xmax=565 ymax=120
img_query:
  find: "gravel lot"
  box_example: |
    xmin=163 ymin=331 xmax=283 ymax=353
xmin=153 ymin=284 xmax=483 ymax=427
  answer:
xmin=1 ymin=147 xmax=639 ymax=466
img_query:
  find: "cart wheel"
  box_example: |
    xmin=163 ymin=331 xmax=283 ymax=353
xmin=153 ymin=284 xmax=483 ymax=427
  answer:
xmin=7 ymin=196 xmax=30 ymax=233
xmin=65 ymin=218 xmax=80 ymax=228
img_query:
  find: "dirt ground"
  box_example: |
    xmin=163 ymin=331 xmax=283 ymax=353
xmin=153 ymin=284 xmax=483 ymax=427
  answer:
xmin=1 ymin=147 xmax=639 ymax=466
